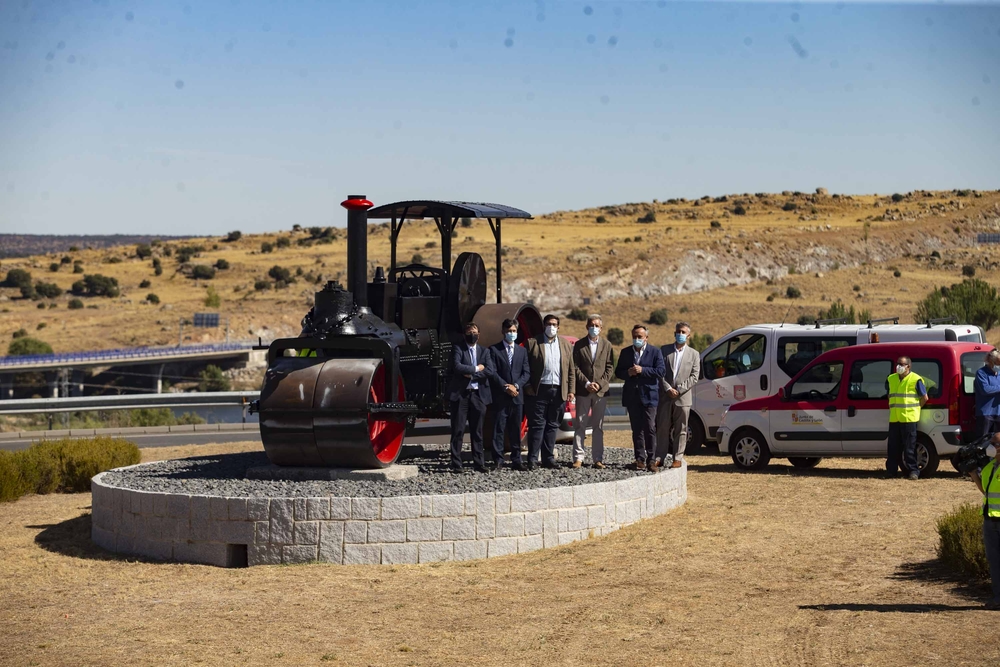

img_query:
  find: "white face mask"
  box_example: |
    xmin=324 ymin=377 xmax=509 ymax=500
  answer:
xmin=896 ymin=364 xmax=907 ymax=376
xmin=545 ymin=325 xmax=558 ymax=339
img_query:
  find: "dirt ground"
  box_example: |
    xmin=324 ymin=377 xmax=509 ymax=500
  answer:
xmin=1 ymin=433 xmax=996 ymax=666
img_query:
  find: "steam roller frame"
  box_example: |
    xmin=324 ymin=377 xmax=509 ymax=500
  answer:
xmin=257 ymin=337 xmax=415 ymax=469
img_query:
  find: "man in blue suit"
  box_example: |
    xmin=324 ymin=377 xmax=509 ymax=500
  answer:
xmin=615 ymin=324 xmax=666 ymax=471
xmin=488 ymin=318 xmax=531 ymax=470
xmin=447 ymin=322 xmax=494 ymax=473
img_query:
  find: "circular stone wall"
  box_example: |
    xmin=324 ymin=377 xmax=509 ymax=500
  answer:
xmin=90 ymin=448 xmax=687 ymax=567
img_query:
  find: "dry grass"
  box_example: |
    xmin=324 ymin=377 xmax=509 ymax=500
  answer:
xmin=1 ymin=433 xmax=999 ymax=666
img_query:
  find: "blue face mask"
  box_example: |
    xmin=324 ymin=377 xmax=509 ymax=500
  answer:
xmin=588 ymin=326 xmax=600 ymax=338
xmin=504 ymin=331 xmax=517 ymax=343
xmin=633 ymin=338 xmax=644 ymax=349
xmin=675 ymin=333 xmax=687 ymax=344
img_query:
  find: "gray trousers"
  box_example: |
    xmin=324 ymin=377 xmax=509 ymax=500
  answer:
xmin=654 ymin=396 xmax=689 ymax=463
xmin=573 ymin=394 xmax=607 ymax=462
xmin=985 ymin=519 xmax=1000 ymax=604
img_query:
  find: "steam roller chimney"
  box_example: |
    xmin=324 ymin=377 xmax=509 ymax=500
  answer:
xmin=341 ymin=194 xmax=374 ymax=308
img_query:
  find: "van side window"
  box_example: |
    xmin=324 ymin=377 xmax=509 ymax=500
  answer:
xmin=910 ymin=359 xmax=942 ymax=399
xmin=961 ymin=352 xmax=989 ymax=394
xmin=788 ymin=361 xmax=844 ymax=401
xmin=776 ymin=337 xmax=852 ymax=378
xmin=702 ymin=334 xmax=766 ymax=379
xmin=847 ymin=360 xmax=892 ymax=400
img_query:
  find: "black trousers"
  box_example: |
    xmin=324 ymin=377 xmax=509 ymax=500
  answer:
xmin=887 ymin=421 xmax=918 ymax=474
xmin=978 ymin=415 xmax=1000 ymax=442
xmin=527 ymin=384 xmax=562 ymax=465
xmin=492 ymin=398 xmax=524 ymax=464
xmin=450 ymin=390 xmax=486 ymax=468
xmin=627 ymin=401 xmax=657 ymax=463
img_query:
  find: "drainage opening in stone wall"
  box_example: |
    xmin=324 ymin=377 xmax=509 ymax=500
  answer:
xmin=227 ymin=544 xmax=248 ymax=568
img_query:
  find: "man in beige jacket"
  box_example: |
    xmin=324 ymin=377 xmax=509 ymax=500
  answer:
xmin=572 ymin=315 xmax=615 ymax=468
xmin=655 ymin=321 xmax=701 ymax=468
xmin=525 ymin=314 xmax=575 ymax=469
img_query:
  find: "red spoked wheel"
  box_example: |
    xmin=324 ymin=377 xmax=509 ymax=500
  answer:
xmin=368 ymin=363 xmax=406 ymax=465
xmin=520 ymin=415 xmax=529 ymax=441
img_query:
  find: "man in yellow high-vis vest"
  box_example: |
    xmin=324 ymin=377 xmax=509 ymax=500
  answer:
xmin=970 ymin=432 xmax=1000 ymax=610
xmin=887 ymin=356 xmax=928 ymax=480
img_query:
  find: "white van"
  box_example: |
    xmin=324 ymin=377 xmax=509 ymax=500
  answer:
xmin=688 ymin=320 xmax=985 ymax=451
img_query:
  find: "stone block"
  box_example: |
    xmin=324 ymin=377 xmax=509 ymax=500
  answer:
xmin=92 ymin=526 xmax=116 ymax=552
xmin=453 ymin=540 xmax=488 ymax=561
xmin=305 ymin=497 xmax=329 ymax=521
xmin=418 ymin=542 xmax=454 ymax=563
xmin=140 ymin=492 xmax=154 ymax=516
xmin=381 ymin=496 xmax=421 ymax=520
xmin=476 ymin=507 xmax=495 ymax=539
xmin=227 ymin=498 xmax=249 ymax=522
xmin=91 ymin=506 xmax=110 ymax=531
xmin=352 ymin=497 xmax=380 ymax=520
xmin=166 ymin=495 xmax=191 ymax=520
xmin=463 ymin=493 xmax=477 ymax=515
xmin=269 ymin=499 xmax=295 ymax=545
xmin=487 ymin=537 xmax=518 ymax=558
xmin=329 ymin=497 xmax=351 ymax=520
xmin=558 ymin=530 xmax=584 ymax=546
xmin=191 ymin=496 xmax=212 ymax=528
xmin=294 ymin=521 xmax=319 ymax=545
xmin=380 ymin=543 xmax=418 ymax=564
xmin=573 ymin=483 xmax=599 ymax=508
xmin=294 ymin=498 xmax=309 ymax=521
xmin=548 ymin=486 xmax=573 ymax=509
xmin=254 ymin=521 xmax=269 ymax=544
xmin=318 ymin=521 xmax=344 ymax=564
xmin=495 ymin=513 xmax=525 ymax=538
xmin=518 ymin=535 xmax=543 ymax=553
xmin=90 ymin=483 xmax=109 ymax=509
xmin=247 ymin=498 xmax=269 ymax=521
xmin=588 ymin=505 xmax=606 ymax=529
xmin=344 ymin=521 xmax=368 ymax=544
xmin=111 ymin=488 xmax=124 ymax=516
xmin=523 ymin=511 xmax=543 ymax=536
xmin=173 ymin=517 xmax=191 ymax=542
xmin=119 ymin=511 xmax=136 ymax=537
xmin=248 ymin=544 xmax=282 ymax=566
xmin=406 ymin=518 xmax=442 ymax=542
xmin=511 ymin=489 xmax=540 ymax=513
xmin=115 ymin=532 xmax=134 ymax=555
xmin=495 ymin=491 xmax=510 ymax=514
xmin=559 ymin=507 xmax=588 ymax=532
xmin=144 ymin=539 xmax=174 ymax=561
xmin=430 ymin=494 xmax=465 ymax=517
xmin=152 ymin=493 xmax=167 ymax=517
xmin=367 ymin=520 xmax=406 ymax=544
xmin=420 ymin=496 xmax=434 ymax=517
xmin=210 ymin=496 xmax=229 ymax=520
xmin=343 ymin=544 xmax=381 ymax=565
xmin=130 ymin=491 xmax=142 ymax=514
xmin=283 ymin=544 xmax=318 ymax=564
xmin=190 ymin=516 xmax=210 ymax=541
xmin=442 ymin=516 xmax=476 ymax=541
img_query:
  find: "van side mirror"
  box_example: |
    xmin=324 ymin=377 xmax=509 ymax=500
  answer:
xmin=777 ymin=387 xmax=786 ymax=400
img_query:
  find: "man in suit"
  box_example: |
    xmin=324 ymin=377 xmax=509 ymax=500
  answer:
xmin=525 ymin=314 xmax=575 ymax=469
xmin=572 ymin=314 xmax=615 ymax=469
xmin=488 ymin=318 xmax=531 ymax=470
xmin=655 ymin=321 xmax=701 ymax=469
xmin=615 ymin=324 xmax=666 ymax=471
xmin=446 ymin=322 xmax=494 ymax=473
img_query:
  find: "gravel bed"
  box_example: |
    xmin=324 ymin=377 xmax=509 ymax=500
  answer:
xmin=101 ymin=445 xmax=649 ymax=498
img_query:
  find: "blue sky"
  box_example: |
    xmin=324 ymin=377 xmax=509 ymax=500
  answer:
xmin=0 ymin=0 xmax=998 ymax=235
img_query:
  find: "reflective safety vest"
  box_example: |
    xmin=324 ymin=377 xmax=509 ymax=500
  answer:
xmin=982 ymin=460 xmax=1000 ymax=519
xmin=888 ymin=372 xmax=923 ymax=423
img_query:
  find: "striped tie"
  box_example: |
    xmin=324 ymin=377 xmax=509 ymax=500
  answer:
xmin=508 ymin=344 xmax=513 ymax=367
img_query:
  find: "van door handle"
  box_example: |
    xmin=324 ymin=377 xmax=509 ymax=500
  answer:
xmin=823 ymin=406 xmax=837 ymax=414
xmin=760 ymin=375 xmax=768 ymax=391
xmin=848 ymin=406 xmax=857 ymax=418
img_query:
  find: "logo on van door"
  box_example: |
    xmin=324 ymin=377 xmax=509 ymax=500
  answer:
xmin=791 ymin=412 xmax=823 ymax=425
xmin=734 ymin=385 xmax=746 ymax=401
xmin=715 ymin=385 xmax=727 ymax=398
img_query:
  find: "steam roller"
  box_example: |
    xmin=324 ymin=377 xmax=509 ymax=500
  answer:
xmin=252 ymin=196 xmax=542 ymax=468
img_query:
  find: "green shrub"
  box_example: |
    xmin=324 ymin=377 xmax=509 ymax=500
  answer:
xmin=73 ymin=263 xmax=85 ymax=274
xmin=411 ymin=253 xmax=423 ymax=264
xmin=2 ymin=268 xmax=32 ymax=288
xmin=786 ymin=285 xmax=802 ymax=299
xmin=648 ymin=308 xmax=669 ymax=326
xmin=203 ymin=286 xmax=221 ymax=308
xmin=146 ymin=293 xmax=160 ymax=304
xmin=8 ymin=336 xmax=53 ymax=356
xmin=49 ymin=262 xmax=60 ymax=272
xmin=215 ymin=258 xmax=230 ymax=270
xmin=191 ymin=265 xmax=216 ymax=280
xmin=20 ymin=283 xmax=37 ymax=300
xmin=710 ymin=220 xmax=722 ymax=229
xmin=937 ymin=502 xmax=990 ymax=580
xmin=260 ymin=241 xmax=274 ymax=254
xmin=637 ymin=211 xmax=656 ymax=224
xmin=60 ymin=256 xmax=72 ymax=265
xmin=68 ymin=298 xmax=84 ymax=310
xmin=12 ymin=328 xmax=27 ymax=339
xmin=268 ymin=265 xmax=292 ymax=283
xmin=34 ymin=281 xmax=62 ymax=298
xmin=688 ymin=332 xmax=715 ymax=352
xmin=567 ymin=307 xmax=588 ymax=321
xmin=782 ymin=202 xmax=797 ymax=211
xmin=891 ymin=193 xmax=905 ymax=203
xmin=893 ymin=269 xmax=902 ymax=278
xmin=0 ymin=437 xmax=140 ymax=501
xmin=224 ymin=230 xmax=242 ymax=242
xmin=135 ymin=243 xmax=152 ymax=259
xmin=915 ymin=279 xmax=1000 ymax=330
xmin=254 ymin=279 xmax=271 ymax=291
xmin=963 ymin=265 xmax=977 ymax=278
xmin=607 ymin=327 xmax=624 ymax=346
xmin=732 ymin=204 xmax=747 ymax=215
xmin=71 ymin=274 xmax=119 ymax=298
xmin=198 ymin=365 xmax=231 ymax=392
xmin=595 ymin=215 xmax=607 ymax=224
xmin=139 ymin=279 xmax=151 ymax=289
xmin=276 ymin=236 xmax=291 ymax=248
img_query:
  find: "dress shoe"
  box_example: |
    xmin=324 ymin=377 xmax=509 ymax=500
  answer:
xmin=647 ymin=459 xmax=659 ymax=473
xmin=670 ymin=460 xmax=683 ymax=469
xmin=571 ymin=460 xmax=583 ymax=469
xmin=592 ymin=461 xmax=606 ymax=469
xmin=525 ymin=462 xmax=536 ymax=472
xmin=512 ymin=462 xmax=526 ymax=472
xmin=632 ymin=460 xmax=646 ymax=471
xmin=450 ymin=465 xmax=465 ymax=474
xmin=908 ymin=471 xmax=919 ymax=480
xmin=542 ymin=460 xmax=560 ymax=470
xmin=474 ymin=464 xmax=490 ymax=473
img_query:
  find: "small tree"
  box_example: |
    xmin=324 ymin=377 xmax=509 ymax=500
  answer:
xmin=73 ymin=263 xmax=84 ymax=274
xmin=637 ymin=211 xmax=656 ymax=224
xmin=215 ymin=258 xmax=230 ymax=270
xmin=139 ymin=279 xmax=151 ymax=289
xmin=268 ymin=265 xmax=292 ymax=283
xmin=891 ymin=193 xmax=904 ymax=203
xmin=260 ymin=241 xmax=274 ymax=254
xmin=2 ymin=268 xmax=32 ymax=288
xmin=198 ymin=365 xmax=231 ymax=392
xmin=915 ymin=279 xmax=1000 ymax=330
xmin=786 ymin=285 xmax=802 ymax=299
xmin=224 ymin=230 xmax=242 ymax=242
xmin=203 ymin=286 xmax=221 ymax=308
xmin=67 ymin=298 xmax=84 ymax=310
xmin=607 ymin=327 xmax=624 ymax=346
xmin=782 ymin=202 xmax=797 ymax=211
xmin=34 ymin=282 xmax=62 ymax=299
xmin=190 ymin=265 xmax=216 ymax=280
xmin=254 ymin=279 xmax=271 ymax=291
xmin=276 ymin=236 xmax=291 ymax=248
xmin=648 ymin=308 xmax=669 ymax=326
xmin=8 ymin=336 xmax=53 ymax=356
xmin=71 ymin=274 xmax=120 ymax=297
xmin=411 ymin=253 xmax=424 ymax=264
xmin=146 ymin=293 xmax=160 ymax=304
xmin=49 ymin=262 xmax=60 ymax=272
xmin=135 ymin=243 xmax=152 ymax=259
xmin=962 ymin=265 xmax=976 ymax=278
xmin=732 ymin=204 xmax=747 ymax=215
xmin=567 ymin=307 xmax=588 ymax=321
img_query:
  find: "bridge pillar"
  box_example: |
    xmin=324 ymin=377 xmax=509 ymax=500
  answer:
xmin=153 ymin=364 xmax=165 ymax=394
xmin=45 ymin=371 xmax=59 ymax=398
xmin=69 ymin=370 xmax=85 ymax=397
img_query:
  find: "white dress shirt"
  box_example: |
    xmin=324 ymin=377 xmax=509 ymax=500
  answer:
xmin=672 ymin=344 xmax=686 ymax=385
xmin=540 ymin=336 xmax=561 ymax=385
xmin=588 ymin=337 xmax=599 ymax=362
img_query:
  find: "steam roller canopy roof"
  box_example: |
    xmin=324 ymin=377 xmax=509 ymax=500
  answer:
xmin=366 ymin=200 xmax=532 ymax=220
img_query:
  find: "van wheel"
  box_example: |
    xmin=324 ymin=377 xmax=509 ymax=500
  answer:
xmin=686 ymin=415 xmax=706 ymax=455
xmin=916 ymin=436 xmax=940 ymax=477
xmin=788 ymin=457 xmax=822 ymax=469
xmin=730 ymin=428 xmax=771 ymax=470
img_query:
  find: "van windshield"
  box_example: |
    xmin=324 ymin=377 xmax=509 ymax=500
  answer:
xmin=962 ymin=351 xmax=989 ymax=394
xmin=788 ymin=361 xmax=844 ymax=401
xmin=777 ymin=337 xmax=853 ymax=378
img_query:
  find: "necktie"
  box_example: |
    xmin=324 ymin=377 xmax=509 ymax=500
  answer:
xmin=508 ymin=344 xmax=513 ymax=367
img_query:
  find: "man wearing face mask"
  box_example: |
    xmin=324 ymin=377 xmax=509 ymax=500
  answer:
xmin=886 ymin=356 xmax=927 ymax=480
xmin=525 ymin=315 xmax=576 ymax=469
xmin=615 ymin=324 xmax=666 ymax=471
xmin=974 ymin=350 xmax=1000 ymax=441
xmin=655 ymin=321 xmax=701 ymax=470
xmin=488 ymin=318 xmax=531 ymax=470
xmin=446 ymin=322 xmax=495 ymax=474
xmin=572 ymin=315 xmax=615 ymax=469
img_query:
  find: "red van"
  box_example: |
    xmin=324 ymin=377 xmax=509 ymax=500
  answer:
xmin=716 ymin=342 xmax=994 ymax=475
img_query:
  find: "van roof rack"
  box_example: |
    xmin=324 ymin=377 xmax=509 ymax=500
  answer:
xmin=925 ymin=315 xmax=957 ymax=328
xmin=814 ymin=317 xmax=849 ymax=328
xmin=866 ymin=316 xmax=900 ymax=328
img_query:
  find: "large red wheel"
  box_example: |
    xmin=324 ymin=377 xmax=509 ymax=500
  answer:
xmin=368 ymin=363 xmax=406 ymax=465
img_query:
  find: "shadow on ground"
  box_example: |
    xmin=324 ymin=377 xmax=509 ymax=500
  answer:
xmin=30 ymin=513 xmax=140 ymax=563
xmin=687 ymin=460 xmax=965 ymax=480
